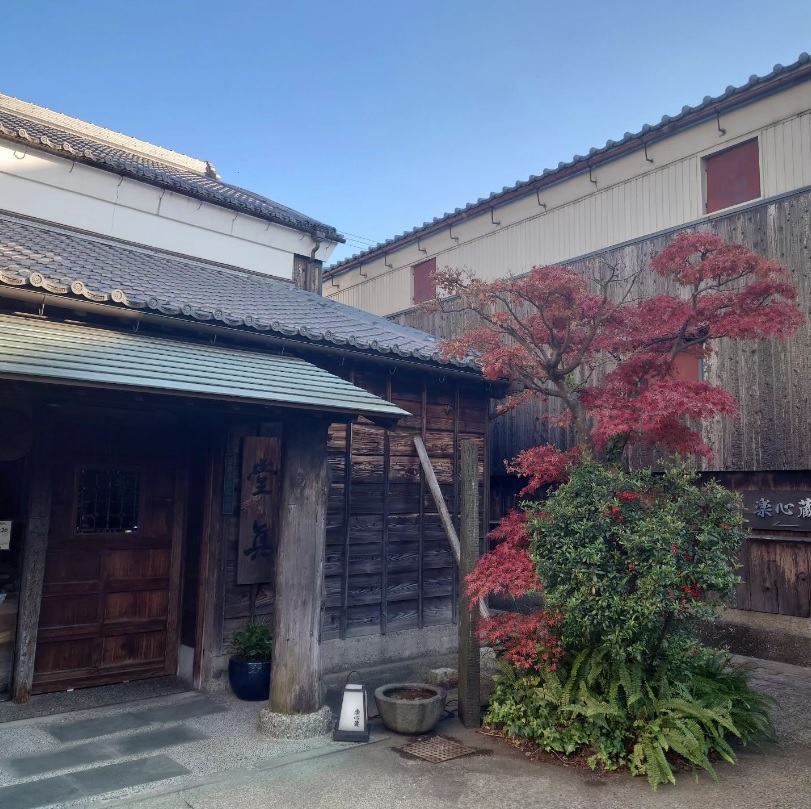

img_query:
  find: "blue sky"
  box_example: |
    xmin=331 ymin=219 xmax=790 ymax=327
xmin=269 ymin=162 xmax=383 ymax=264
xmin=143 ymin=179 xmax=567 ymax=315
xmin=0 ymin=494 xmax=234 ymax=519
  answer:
xmin=1 ymin=1 xmax=809 ymax=262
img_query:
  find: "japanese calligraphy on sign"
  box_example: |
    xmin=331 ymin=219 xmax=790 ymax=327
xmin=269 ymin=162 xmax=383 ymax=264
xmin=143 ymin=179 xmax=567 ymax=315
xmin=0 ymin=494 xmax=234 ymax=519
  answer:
xmin=237 ymin=436 xmax=280 ymax=584
xmin=742 ymin=490 xmax=811 ymax=532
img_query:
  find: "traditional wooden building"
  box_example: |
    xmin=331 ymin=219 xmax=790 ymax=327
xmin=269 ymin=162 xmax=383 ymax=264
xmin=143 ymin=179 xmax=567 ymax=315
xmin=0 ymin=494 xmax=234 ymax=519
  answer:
xmin=325 ymin=55 xmax=811 ymax=664
xmin=0 ymin=98 xmax=493 ymax=706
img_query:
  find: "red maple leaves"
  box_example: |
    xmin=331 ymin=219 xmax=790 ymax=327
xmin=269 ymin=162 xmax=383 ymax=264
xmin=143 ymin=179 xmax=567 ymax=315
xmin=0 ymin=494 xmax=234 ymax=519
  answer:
xmin=437 ymin=232 xmax=802 ymax=462
xmin=465 ymin=510 xmax=542 ymax=604
xmin=435 ymin=233 xmax=802 ymax=673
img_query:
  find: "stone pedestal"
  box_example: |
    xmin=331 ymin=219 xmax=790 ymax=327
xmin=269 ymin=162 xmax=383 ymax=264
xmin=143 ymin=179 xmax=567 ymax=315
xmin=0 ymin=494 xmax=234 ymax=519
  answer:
xmin=258 ymin=705 xmax=333 ymax=739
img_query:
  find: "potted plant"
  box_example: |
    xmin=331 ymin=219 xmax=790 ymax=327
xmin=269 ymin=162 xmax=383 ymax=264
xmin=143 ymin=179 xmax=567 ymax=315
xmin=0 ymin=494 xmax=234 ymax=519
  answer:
xmin=228 ymin=622 xmax=273 ymax=701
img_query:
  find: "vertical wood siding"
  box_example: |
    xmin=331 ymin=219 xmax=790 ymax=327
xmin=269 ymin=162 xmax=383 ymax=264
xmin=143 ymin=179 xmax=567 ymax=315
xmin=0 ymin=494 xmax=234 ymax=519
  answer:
xmin=709 ymin=471 xmax=811 ymax=619
xmin=393 ymin=189 xmax=811 ymax=475
xmin=322 ymin=371 xmax=488 ymax=639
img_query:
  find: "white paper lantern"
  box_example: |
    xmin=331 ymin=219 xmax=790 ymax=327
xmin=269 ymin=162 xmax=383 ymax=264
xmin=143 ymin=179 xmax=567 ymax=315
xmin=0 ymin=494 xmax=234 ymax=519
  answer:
xmin=333 ymin=681 xmax=369 ymax=742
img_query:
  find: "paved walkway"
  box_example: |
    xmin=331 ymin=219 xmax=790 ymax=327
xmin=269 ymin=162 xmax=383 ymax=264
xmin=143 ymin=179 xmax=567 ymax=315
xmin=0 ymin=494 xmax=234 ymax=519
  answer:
xmin=117 ymin=656 xmax=811 ymax=809
xmin=0 ymin=692 xmax=334 ymax=808
xmin=0 ymin=656 xmax=808 ymax=809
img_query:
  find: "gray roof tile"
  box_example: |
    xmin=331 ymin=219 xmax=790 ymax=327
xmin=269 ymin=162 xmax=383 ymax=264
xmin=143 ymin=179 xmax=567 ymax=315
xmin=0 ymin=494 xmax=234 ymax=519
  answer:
xmin=0 ymin=212 xmax=472 ymax=369
xmin=0 ymin=108 xmax=343 ymax=243
xmin=327 ymin=52 xmax=811 ymax=273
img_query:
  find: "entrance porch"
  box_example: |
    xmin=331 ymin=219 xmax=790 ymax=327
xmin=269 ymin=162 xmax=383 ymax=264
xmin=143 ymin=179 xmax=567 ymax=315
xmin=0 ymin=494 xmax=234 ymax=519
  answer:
xmin=0 ymin=312 xmax=406 ymax=709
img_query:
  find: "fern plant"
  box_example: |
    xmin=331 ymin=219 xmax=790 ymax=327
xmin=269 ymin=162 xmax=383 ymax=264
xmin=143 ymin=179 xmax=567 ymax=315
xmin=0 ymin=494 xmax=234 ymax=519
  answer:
xmin=485 ymin=649 xmax=775 ymax=789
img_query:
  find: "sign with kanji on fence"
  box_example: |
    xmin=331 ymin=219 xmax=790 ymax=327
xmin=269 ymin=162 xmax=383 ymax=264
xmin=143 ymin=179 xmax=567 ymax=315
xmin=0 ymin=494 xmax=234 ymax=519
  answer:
xmin=742 ymin=490 xmax=811 ymax=532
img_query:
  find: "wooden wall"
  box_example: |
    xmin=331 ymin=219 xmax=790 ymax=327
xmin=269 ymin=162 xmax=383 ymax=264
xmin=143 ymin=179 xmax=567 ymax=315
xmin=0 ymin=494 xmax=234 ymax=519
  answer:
xmin=322 ymin=370 xmax=488 ymax=640
xmin=708 ymin=470 xmax=811 ymax=619
xmin=391 ymin=190 xmax=811 ymax=625
xmin=215 ymin=370 xmax=490 ymax=653
xmin=218 ymin=423 xmax=278 ymax=654
xmin=392 ymin=188 xmax=811 ymax=476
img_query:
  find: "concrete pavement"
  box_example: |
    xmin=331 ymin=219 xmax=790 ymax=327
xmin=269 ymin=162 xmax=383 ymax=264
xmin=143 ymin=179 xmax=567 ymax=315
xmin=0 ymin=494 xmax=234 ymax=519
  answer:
xmin=108 ymin=657 xmax=811 ymax=809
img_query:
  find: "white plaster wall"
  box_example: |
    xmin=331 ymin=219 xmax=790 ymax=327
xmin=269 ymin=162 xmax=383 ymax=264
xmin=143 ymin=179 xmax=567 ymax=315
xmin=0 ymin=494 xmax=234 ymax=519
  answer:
xmin=0 ymin=139 xmax=337 ymax=277
xmin=327 ymin=82 xmax=811 ymax=315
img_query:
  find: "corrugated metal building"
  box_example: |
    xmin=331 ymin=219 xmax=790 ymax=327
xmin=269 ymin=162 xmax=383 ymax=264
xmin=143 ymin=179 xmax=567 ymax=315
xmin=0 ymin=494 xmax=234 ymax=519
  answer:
xmin=325 ymin=55 xmax=811 ymax=315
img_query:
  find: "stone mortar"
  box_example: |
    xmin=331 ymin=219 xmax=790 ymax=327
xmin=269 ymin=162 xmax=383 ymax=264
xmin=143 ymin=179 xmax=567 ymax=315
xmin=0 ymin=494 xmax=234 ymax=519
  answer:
xmin=374 ymin=682 xmax=446 ymax=735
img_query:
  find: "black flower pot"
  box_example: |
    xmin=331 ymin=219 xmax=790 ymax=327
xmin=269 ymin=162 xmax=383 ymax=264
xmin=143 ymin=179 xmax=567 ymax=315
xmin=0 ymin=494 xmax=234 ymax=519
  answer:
xmin=228 ymin=656 xmax=271 ymax=701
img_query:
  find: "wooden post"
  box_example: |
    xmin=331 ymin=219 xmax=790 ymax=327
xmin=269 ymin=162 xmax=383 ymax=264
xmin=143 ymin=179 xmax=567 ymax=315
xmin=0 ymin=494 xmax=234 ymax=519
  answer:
xmin=269 ymin=414 xmax=330 ymax=714
xmin=194 ymin=433 xmax=225 ymax=691
xmin=414 ymin=435 xmax=490 ymax=618
xmin=458 ymin=439 xmax=481 ymax=728
xmin=12 ymin=436 xmax=53 ymax=703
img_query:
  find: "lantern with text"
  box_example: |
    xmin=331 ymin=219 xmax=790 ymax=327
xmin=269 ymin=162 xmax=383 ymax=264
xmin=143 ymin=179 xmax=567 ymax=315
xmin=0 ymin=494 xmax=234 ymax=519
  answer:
xmin=333 ymin=680 xmax=369 ymax=742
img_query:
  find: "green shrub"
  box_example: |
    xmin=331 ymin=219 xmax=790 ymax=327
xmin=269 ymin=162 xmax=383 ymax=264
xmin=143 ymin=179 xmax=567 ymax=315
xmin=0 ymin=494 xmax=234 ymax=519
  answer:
xmin=485 ymin=458 xmax=775 ymax=788
xmin=527 ymin=459 xmax=745 ymax=666
xmin=231 ymin=622 xmax=273 ymax=661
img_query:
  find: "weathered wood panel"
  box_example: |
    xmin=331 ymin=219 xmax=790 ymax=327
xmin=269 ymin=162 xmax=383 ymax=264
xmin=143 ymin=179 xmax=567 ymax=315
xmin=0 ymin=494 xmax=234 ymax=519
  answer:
xmin=237 ymin=437 xmax=280 ymax=585
xmin=219 ymin=424 xmax=279 ymax=653
xmin=393 ymin=190 xmax=811 ymax=475
xmin=708 ymin=470 xmax=811 ymax=618
xmin=322 ymin=367 xmax=489 ymax=639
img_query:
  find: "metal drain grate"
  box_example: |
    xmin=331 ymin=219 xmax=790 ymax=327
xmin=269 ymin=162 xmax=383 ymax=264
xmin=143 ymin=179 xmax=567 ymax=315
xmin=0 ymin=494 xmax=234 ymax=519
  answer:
xmin=400 ymin=736 xmax=478 ymax=763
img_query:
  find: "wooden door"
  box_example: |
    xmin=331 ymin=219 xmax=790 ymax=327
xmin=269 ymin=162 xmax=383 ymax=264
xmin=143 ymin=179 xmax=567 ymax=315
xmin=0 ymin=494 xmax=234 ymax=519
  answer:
xmin=33 ymin=435 xmax=185 ymax=694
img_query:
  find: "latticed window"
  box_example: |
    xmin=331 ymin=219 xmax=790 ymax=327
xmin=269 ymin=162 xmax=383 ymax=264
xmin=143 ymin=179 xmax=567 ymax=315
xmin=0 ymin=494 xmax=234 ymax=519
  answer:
xmin=75 ymin=468 xmax=140 ymax=534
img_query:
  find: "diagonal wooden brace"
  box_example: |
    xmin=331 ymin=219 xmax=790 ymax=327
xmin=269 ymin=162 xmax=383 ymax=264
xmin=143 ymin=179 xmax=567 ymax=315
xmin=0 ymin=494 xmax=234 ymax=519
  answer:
xmin=413 ymin=435 xmax=491 ymax=620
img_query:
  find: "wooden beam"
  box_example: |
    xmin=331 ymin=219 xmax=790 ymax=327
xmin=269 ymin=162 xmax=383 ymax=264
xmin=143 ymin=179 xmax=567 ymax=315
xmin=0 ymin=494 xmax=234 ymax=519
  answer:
xmin=12 ymin=435 xmax=53 ymax=703
xmin=165 ymin=447 xmax=189 ymax=679
xmin=458 ymin=439 xmax=481 ymax=728
xmin=270 ymin=414 xmax=330 ymax=714
xmin=413 ymin=435 xmax=491 ymax=619
xmin=194 ymin=432 xmax=225 ymax=690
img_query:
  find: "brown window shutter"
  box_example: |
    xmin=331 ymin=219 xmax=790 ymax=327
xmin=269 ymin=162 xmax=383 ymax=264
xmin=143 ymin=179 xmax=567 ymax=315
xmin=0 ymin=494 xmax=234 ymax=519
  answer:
xmin=705 ymin=138 xmax=761 ymax=213
xmin=673 ymin=345 xmax=704 ymax=382
xmin=412 ymin=257 xmax=437 ymax=304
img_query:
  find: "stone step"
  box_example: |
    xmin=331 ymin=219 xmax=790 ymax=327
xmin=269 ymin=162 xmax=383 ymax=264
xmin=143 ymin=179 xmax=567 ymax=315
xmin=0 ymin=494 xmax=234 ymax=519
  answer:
xmin=44 ymin=695 xmax=225 ymax=742
xmin=0 ymin=755 xmax=188 ymax=809
xmin=4 ymin=725 xmax=207 ymax=779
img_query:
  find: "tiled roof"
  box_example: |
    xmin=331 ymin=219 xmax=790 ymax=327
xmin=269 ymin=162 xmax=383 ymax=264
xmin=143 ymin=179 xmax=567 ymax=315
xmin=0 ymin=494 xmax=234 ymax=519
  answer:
xmin=0 ymin=211 xmax=474 ymax=369
xmin=0 ymin=313 xmax=410 ymax=421
xmin=327 ymin=52 xmax=811 ymax=274
xmin=0 ymin=101 xmax=343 ymax=243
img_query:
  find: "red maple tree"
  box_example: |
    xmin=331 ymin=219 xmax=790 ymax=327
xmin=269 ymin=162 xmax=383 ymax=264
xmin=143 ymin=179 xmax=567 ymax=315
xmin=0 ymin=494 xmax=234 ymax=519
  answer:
xmin=434 ymin=232 xmax=802 ymax=667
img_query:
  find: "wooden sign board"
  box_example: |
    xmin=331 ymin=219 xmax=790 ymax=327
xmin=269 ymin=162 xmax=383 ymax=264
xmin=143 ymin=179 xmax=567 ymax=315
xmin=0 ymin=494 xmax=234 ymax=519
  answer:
xmin=237 ymin=436 xmax=281 ymax=585
xmin=742 ymin=490 xmax=811 ymax=533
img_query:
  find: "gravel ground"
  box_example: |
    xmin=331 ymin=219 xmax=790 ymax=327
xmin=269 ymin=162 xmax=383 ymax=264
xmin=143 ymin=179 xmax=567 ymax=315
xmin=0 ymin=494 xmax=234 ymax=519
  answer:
xmin=0 ymin=691 xmax=346 ymax=808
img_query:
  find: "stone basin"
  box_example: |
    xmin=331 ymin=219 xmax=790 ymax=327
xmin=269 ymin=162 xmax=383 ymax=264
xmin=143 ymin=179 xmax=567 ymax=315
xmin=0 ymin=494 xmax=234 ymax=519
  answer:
xmin=374 ymin=682 xmax=447 ymax=734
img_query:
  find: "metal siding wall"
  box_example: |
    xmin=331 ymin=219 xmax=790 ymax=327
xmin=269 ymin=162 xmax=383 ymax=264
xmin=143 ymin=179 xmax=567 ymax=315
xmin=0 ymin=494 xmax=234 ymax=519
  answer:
xmin=761 ymin=111 xmax=811 ymax=198
xmin=435 ymin=157 xmax=703 ymax=282
xmin=327 ymin=110 xmax=811 ymax=313
xmin=328 ymin=268 xmax=410 ymax=315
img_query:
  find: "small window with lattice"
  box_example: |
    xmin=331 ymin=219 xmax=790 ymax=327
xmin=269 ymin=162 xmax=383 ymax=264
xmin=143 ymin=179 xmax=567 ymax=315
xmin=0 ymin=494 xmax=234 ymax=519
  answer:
xmin=75 ymin=467 xmax=140 ymax=534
